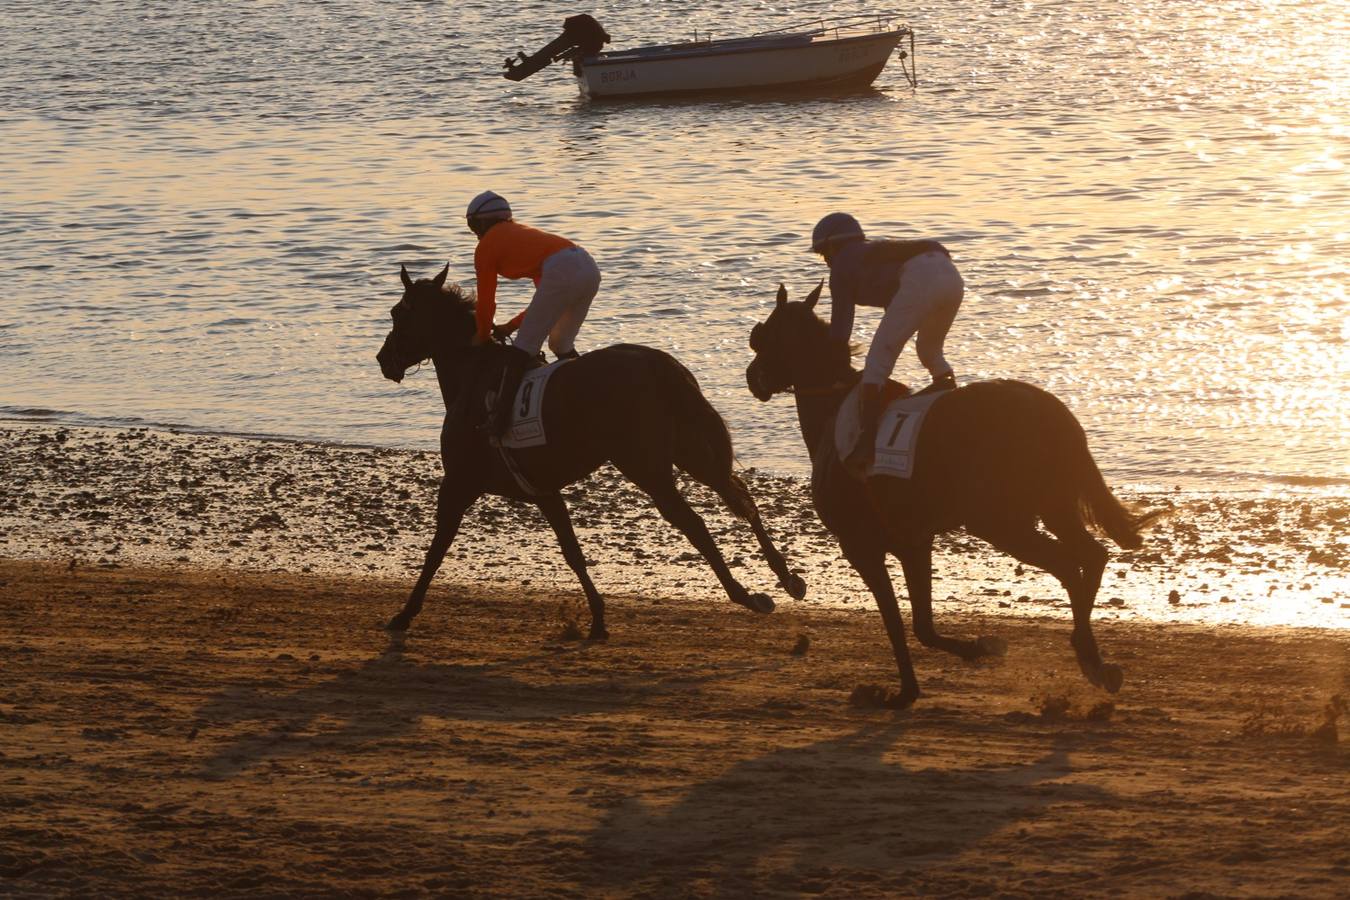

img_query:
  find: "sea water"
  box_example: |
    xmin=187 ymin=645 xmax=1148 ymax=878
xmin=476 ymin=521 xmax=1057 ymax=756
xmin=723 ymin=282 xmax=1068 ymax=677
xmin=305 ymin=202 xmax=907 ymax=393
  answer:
xmin=1 ymin=0 xmax=1346 ymax=491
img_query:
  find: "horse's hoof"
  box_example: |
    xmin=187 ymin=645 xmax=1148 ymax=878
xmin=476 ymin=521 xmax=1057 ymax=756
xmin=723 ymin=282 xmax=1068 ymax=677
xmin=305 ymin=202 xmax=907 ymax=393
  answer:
xmin=781 ymin=572 xmax=808 ymax=601
xmin=587 ymin=626 xmax=610 ymax=642
xmin=849 ymin=683 xmax=918 ymax=710
xmin=1100 ymin=663 xmax=1124 ymax=694
xmin=884 ymin=689 xmax=919 ymax=711
xmin=976 ymin=635 xmax=1009 ymax=657
xmin=386 ymin=617 xmax=411 ymax=633
xmin=738 ymin=593 xmax=775 ymax=614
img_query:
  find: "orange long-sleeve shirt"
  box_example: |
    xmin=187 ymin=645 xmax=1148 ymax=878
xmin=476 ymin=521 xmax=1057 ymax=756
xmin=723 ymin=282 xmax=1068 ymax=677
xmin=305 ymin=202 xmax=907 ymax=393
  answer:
xmin=473 ymin=220 xmax=575 ymax=342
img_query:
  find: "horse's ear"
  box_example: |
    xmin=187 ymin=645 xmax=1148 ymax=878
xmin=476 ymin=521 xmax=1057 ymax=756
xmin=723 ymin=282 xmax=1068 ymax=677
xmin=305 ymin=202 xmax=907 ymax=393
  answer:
xmin=432 ymin=263 xmax=449 ymax=289
xmin=400 ymin=264 xmax=413 ymax=291
xmin=804 ymin=278 xmax=824 ymax=310
xmin=776 ymin=283 xmax=788 ymax=307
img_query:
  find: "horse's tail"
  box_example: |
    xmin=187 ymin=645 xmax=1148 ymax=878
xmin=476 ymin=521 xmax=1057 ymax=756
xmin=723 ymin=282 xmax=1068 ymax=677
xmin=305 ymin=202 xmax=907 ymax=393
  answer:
xmin=1037 ymin=388 xmax=1159 ymax=549
xmin=662 ymin=356 xmax=756 ymax=521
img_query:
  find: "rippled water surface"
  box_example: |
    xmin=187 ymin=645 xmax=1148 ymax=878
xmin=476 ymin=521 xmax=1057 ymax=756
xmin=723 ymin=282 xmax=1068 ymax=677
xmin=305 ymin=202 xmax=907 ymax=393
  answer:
xmin=2 ymin=0 xmax=1346 ymax=489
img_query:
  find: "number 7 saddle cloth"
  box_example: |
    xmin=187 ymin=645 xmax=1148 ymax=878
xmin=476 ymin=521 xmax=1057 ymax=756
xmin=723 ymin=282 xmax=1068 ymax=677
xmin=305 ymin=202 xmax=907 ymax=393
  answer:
xmin=834 ymin=383 xmax=945 ymax=479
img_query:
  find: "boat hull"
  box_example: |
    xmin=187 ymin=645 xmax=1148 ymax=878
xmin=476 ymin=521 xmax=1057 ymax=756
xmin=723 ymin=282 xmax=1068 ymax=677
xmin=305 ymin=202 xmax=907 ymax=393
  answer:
xmin=576 ymin=30 xmax=905 ymax=99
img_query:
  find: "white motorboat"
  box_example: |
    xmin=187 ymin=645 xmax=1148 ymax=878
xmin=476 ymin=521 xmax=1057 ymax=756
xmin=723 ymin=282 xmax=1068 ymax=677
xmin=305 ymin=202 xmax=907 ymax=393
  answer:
xmin=503 ymin=14 xmax=916 ymax=99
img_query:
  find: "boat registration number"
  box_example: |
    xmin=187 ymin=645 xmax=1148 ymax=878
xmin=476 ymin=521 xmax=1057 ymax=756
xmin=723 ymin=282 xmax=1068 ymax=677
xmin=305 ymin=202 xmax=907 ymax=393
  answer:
xmin=599 ymin=68 xmax=638 ymax=84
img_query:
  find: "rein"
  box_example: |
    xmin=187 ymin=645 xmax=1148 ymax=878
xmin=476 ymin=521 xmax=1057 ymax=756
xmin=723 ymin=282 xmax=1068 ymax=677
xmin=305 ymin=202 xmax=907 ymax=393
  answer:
xmin=792 ymin=371 xmax=862 ymax=398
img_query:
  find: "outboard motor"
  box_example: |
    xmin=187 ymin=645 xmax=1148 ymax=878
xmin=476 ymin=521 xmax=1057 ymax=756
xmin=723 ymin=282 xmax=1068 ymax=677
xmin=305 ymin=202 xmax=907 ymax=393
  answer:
xmin=503 ymin=14 xmax=610 ymax=81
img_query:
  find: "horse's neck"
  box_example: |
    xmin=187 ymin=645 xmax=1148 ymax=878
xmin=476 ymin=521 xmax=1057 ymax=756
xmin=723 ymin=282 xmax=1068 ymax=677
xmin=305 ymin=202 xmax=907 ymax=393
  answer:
xmin=428 ymin=306 xmax=480 ymax=410
xmin=431 ymin=351 xmax=468 ymax=411
xmin=794 ymin=391 xmax=841 ymax=464
xmin=792 ymin=365 xmax=856 ymax=464
xmin=432 ymin=343 xmax=504 ymax=411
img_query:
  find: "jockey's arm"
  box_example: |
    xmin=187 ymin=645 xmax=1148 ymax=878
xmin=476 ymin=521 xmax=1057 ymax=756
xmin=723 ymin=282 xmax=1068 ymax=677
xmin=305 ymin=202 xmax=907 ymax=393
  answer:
xmin=828 ymin=268 xmax=856 ymax=344
xmin=473 ymin=246 xmax=499 ymax=343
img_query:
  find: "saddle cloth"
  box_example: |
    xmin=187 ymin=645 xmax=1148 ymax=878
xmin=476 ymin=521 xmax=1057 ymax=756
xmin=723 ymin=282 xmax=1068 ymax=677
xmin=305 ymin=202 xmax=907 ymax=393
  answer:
xmin=834 ymin=385 xmax=945 ymax=479
xmin=500 ymin=358 xmax=573 ymax=449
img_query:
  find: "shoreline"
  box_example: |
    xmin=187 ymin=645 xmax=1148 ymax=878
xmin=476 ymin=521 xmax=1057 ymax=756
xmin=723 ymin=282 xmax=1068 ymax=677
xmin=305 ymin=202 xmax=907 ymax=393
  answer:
xmin=1 ymin=420 xmax=1345 ymax=630
xmin=4 ymin=412 xmax=1348 ymax=496
xmin=1 ymin=558 xmax=1345 ymax=896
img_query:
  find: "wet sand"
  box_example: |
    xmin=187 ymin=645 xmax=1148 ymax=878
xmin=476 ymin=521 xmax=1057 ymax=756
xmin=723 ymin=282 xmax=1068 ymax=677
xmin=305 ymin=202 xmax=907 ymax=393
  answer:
xmin=1 ymin=421 xmax=1347 ymax=895
xmin=2 ymin=422 xmax=1346 ymax=627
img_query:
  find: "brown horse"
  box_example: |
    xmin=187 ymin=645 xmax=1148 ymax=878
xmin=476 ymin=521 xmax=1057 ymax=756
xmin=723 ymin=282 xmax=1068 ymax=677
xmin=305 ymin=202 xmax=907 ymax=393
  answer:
xmin=746 ymin=282 xmax=1156 ymax=708
xmin=376 ymin=265 xmax=805 ymax=638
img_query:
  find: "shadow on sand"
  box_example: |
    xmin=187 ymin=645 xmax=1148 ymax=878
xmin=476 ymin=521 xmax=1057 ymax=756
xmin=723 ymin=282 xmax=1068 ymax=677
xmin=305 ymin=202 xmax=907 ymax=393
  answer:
xmin=188 ymin=640 xmax=634 ymax=779
xmin=585 ymin=723 xmax=1112 ymax=892
xmin=189 ymin=638 xmax=794 ymax=780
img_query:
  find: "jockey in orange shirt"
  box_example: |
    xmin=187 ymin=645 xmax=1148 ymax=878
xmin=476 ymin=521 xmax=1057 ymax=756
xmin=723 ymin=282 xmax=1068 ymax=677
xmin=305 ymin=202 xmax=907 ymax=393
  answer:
xmin=466 ymin=191 xmax=601 ymax=438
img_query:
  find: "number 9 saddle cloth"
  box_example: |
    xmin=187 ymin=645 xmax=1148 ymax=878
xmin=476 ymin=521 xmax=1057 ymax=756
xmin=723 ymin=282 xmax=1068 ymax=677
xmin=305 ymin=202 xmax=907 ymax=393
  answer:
xmin=500 ymin=358 xmax=575 ymax=449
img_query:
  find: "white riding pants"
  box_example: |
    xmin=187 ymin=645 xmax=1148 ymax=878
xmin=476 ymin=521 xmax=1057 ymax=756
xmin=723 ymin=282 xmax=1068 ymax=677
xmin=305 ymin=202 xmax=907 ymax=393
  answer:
xmin=861 ymin=250 xmax=964 ymax=385
xmin=512 ymin=246 xmax=601 ymax=357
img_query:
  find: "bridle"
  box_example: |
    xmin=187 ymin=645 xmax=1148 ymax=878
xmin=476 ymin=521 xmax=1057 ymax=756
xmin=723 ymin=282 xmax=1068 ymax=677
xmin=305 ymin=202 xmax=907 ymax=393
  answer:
xmin=750 ymin=319 xmax=859 ymax=400
xmin=793 ymin=371 xmax=861 ymax=397
xmin=387 ymin=296 xmax=430 ymax=373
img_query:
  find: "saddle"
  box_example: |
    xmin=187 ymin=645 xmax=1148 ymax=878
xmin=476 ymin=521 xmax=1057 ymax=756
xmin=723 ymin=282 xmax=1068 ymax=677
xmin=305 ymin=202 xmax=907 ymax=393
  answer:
xmin=470 ymin=346 xmax=543 ymax=434
xmin=465 ymin=348 xmax=573 ymax=497
xmin=835 ymin=384 xmax=945 ymax=480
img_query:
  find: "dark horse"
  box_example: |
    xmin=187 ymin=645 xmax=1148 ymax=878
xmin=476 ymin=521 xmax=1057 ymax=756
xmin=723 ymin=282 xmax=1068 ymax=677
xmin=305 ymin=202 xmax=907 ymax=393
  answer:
xmin=746 ymin=282 xmax=1156 ymax=708
xmin=375 ymin=265 xmax=805 ymax=638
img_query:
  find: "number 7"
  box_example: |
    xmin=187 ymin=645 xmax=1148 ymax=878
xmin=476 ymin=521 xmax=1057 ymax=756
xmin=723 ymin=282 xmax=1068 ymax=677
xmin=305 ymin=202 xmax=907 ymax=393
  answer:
xmin=886 ymin=413 xmax=909 ymax=447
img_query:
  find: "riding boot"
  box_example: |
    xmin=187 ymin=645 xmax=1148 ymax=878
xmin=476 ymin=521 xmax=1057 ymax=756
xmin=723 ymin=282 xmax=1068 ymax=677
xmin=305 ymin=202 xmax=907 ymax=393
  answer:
xmin=481 ymin=347 xmax=535 ymax=442
xmin=845 ymin=382 xmax=883 ymax=472
xmin=915 ymin=370 xmax=957 ymax=396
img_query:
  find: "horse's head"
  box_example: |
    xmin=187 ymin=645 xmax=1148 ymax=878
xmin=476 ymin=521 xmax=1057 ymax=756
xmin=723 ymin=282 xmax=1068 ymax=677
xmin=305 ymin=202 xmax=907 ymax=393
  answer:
xmin=376 ymin=264 xmax=477 ymax=382
xmin=746 ymin=280 xmax=840 ymax=400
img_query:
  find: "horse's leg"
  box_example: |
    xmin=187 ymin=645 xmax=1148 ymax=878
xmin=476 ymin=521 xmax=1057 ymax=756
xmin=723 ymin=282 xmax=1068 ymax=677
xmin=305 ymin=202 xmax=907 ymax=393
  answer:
xmin=970 ymin=519 xmax=1121 ymax=693
xmin=388 ymin=477 xmax=478 ymax=633
xmin=1041 ymin=507 xmax=1119 ymax=693
xmin=894 ymin=536 xmax=1007 ymax=661
xmin=534 ymin=493 xmax=608 ymax=640
xmin=840 ymin=540 xmax=920 ymax=709
xmin=705 ymin=470 xmax=806 ymax=600
xmin=614 ymin=461 xmax=774 ymax=614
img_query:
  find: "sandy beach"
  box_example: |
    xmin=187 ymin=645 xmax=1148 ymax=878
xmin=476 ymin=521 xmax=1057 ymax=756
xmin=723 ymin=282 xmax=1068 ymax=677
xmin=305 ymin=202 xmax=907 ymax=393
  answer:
xmin=1 ymin=421 xmax=1347 ymax=896
xmin=1 ymin=559 xmax=1346 ymax=897
xmin=6 ymin=0 xmax=1347 ymax=893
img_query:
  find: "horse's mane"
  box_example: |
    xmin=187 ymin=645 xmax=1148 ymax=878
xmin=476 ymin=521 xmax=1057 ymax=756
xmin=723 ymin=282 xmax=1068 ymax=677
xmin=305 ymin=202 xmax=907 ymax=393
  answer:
xmin=795 ymin=305 xmax=859 ymax=365
xmin=436 ymin=281 xmax=476 ymax=312
xmin=416 ymin=280 xmax=478 ymax=330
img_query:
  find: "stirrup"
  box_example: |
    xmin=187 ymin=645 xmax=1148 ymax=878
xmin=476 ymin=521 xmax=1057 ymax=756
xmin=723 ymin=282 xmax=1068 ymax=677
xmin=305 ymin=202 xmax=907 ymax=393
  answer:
xmin=843 ymin=424 xmax=877 ymax=478
xmin=480 ymin=412 xmax=510 ymax=442
xmin=475 ymin=389 xmax=506 ymax=440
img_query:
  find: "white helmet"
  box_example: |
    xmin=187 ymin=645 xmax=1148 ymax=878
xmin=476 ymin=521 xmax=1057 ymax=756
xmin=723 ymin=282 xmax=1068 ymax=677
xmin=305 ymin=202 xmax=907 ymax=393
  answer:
xmin=466 ymin=191 xmax=512 ymax=222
